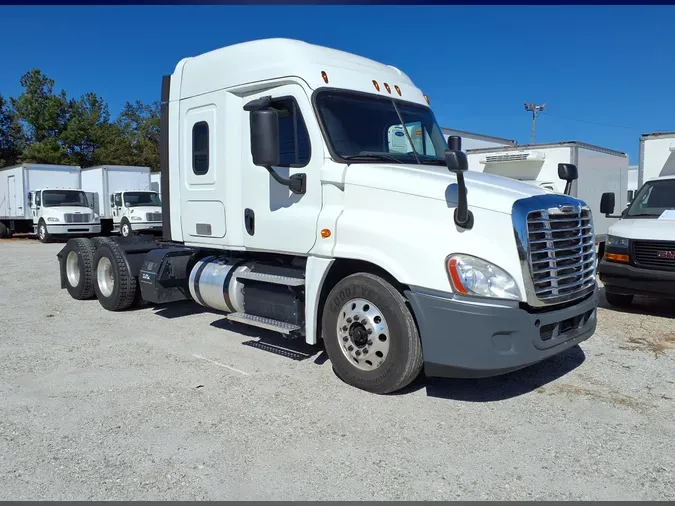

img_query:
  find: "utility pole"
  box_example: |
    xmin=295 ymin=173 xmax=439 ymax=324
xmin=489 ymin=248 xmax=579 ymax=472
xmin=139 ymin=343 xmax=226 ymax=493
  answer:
xmin=524 ymin=103 xmax=546 ymax=144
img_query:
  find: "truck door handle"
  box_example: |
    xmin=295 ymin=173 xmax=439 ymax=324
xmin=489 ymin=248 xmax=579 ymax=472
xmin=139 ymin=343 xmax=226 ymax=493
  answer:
xmin=244 ymin=208 xmax=255 ymax=236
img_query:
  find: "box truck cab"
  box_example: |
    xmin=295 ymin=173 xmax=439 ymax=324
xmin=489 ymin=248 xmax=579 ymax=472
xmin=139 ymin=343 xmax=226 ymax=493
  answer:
xmin=28 ymin=188 xmax=101 ymax=243
xmin=598 ymin=175 xmax=675 ymax=306
xmin=109 ymin=190 xmax=162 ymax=237
xmin=57 ymin=38 xmax=598 ymax=394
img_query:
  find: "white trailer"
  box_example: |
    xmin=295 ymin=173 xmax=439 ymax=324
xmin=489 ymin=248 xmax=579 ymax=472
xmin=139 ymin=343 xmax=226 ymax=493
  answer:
xmin=57 ymin=38 xmax=598 ymax=395
xmin=466 ymin=142 xmax=628 ymax=257
xmin=0 ymin=163 xmax=101 ymax=242
xmin=627 ymin=165 xmax=638 ymax=201
xmin=638 ymin=131 xmax=675 ymax=188
xmin=81 ymin=165 xmax=162 ymax=237
xmin=441 ymin=127 xmax=516 ymax=150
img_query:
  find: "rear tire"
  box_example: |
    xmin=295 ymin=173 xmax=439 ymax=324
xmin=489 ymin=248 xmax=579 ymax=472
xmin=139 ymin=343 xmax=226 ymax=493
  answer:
xmin=91 ymin=236 xmax=114 ymax=248
xmin=0 ymin=222 xmax=10 ymax=239
xmin=61 ymin=238 xmax=97 ymax=300
xmin=605 ymin=292 xmax=634 ymax=308
xmin=93 ymin=241 xmax=138 ymax=311
xmin=321 ymin=272 xmax=423 ymax=394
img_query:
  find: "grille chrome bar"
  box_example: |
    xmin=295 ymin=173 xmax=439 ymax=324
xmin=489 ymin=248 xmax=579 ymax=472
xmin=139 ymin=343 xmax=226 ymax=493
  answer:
xmin=512 ymin=195 xmax=597 ymax=308
xmin=64 ymin=213 xmax=92 ymax=223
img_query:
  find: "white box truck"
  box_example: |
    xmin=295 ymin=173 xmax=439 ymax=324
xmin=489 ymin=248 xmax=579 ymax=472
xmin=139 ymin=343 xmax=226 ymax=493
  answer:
xmin=150 ymin=172 xmax=161 ymax=198
xmin=637 ymin=131 xmax=675 ymax=188
xmin=56 ymin=38 xmax=598 ymax=394
xmin=81 ymin=165 xmax=162 ymax=237
xmin=0 ymin=163 xmax=101 ymax=242
xmin=466 ymin=142 xmax=628 ymax=259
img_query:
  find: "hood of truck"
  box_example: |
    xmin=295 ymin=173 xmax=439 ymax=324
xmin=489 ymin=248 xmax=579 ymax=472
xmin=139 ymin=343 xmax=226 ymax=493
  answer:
xmin=343 ymin=163 xmax=553 ymax=215
xmin=43 ymin=206 xmax=95 ymax=217
xmin=609 ymin=217 xmax=675 ymax=241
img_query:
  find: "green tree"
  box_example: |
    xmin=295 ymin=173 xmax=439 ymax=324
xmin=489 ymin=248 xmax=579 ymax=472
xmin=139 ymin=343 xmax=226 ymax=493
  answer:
xmin=116 ymin=100 xmax=160 ymax=171
xmin=12 ymin=69 xmax=69 ymax=164
xmin=0 ymin=94 xmax=25 ymax=167
xmin=61 ymin=92 xmax=113 ymax=167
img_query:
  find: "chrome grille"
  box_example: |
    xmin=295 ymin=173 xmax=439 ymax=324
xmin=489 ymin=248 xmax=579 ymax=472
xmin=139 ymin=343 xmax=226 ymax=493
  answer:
xmin=146 ymin=212 xmax=162 ymax=222
xmin=525 ymin=206 xmax=596 ymax=305
xmin=632 ymin=240 xmax=675 ymax=271
xmin=64 ymin=213 xmax=91 ymax=223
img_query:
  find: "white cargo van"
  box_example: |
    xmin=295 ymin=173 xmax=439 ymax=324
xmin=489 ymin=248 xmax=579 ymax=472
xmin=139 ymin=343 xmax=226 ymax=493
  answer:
xmin=0 ymin=163 xmax=101 ymax=242
xmin=81 ymin=165 xmax=162 ymax=237
xmin=57 ymin=38 xmax=599 ymax=394
xmin=466 ymin=142 xmax=628 ymax=259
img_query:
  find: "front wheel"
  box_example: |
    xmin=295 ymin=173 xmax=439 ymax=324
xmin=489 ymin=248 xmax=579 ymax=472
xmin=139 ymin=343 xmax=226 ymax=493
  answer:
xmin=120 ymin=219 xmax=133 ymax=238
xmin=321 ymin=272 xmax=423 ymax=394
xmin=37 ymin=220 xmax=51 ymax=243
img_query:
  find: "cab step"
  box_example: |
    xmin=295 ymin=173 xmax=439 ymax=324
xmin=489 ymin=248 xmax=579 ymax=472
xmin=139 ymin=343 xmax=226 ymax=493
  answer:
xmin=226 ymin=312 xmax=302 ymax=336
xmin=236 ymin=271 xmax=305 ymax=286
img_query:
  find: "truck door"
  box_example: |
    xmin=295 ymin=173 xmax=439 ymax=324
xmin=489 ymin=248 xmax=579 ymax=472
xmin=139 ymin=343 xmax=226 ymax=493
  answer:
xmin=112 ymin=193 xmax=123 ymax=222
xmin=240 ymin=84 xmax=324 ymax=254
xmin=6 ymin=175 xmax=15 ymax=216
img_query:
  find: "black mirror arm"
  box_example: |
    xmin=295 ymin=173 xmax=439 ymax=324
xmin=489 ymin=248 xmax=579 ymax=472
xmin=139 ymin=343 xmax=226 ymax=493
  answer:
xmin=564 ymin=181 xmax=573 ymax=195
xmin=454 ymin=172 xmax=474 ymax=229
xmin=263 ymin=165 xmax=306 ymax=195
xmin=604 ymin=212 xmax=624 ymax=219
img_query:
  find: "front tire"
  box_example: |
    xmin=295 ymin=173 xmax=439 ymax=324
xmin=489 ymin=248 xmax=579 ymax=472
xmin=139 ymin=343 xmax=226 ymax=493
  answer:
xmin=605 ymin=291 xmax=634 ymax=308
xmin=120 ymin=219 xmax=133 ymax=238
xmin=93 ymin=241 xmax=138 ymax=311
xmin=321 ymin=272 xmax=423 ymax=394
xmin=0 ymin=222 xmax=10 ymax=239
xmin=37 ymin=220 xmax=51 ymax=243
xmin=61 ymin=238 xmax=97 ymax=300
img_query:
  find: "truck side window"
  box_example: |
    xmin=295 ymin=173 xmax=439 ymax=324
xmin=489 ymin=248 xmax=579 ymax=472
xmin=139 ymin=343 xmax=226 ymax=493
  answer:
xmin=114 ymin=194 xmax=122 ymax=207
xmin=192 ymin=121 xmax=210 ymax=175
xmin=272 ymin=98 xmax=310 ymax=168
xmin=35 ymin=192 xmax=41 ymax=207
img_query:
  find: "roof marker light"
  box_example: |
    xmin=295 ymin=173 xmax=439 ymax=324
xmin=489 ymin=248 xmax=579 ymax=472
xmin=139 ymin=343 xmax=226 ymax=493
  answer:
xmin=424 ymin=94 xmax=430 ymax=104
xmin=321 ymin=71 xmax=329 ymax=84
xmin=394 ymin=85 xmax=402 ymax=96
xmin=372 ymin=80 xmax=380 ymax=92
xmin=384 ymin=83 xmax=391 ymax=94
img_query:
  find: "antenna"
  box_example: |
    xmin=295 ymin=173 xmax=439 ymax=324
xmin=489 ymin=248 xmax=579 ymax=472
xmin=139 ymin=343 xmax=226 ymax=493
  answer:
xmin=524 ymin=103 xmax=546 ymax=144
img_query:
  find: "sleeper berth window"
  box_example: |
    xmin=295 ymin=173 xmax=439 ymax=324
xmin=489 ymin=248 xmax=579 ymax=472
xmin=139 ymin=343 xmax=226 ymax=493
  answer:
xmin=192 ymin=121 xmax=210 ymax=175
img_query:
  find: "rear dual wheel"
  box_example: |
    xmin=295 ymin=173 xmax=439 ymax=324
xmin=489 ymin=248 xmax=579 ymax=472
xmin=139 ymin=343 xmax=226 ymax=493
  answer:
xmin=93 ymin=241 xmax=139 ymax=311
xmin=61 ymin=238 xmax=97 ymax=300
xmin=322 ymin=273 xmax=423 ymax=394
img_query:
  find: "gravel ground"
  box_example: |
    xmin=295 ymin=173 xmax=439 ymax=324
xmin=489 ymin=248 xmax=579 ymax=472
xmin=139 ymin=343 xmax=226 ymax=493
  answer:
xmin=1 ymin=239 xmax=674 ymax=500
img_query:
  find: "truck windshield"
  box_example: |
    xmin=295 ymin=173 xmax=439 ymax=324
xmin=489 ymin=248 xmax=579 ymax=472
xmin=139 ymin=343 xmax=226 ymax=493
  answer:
xmin=314 ymin=90 xmax=448 ymax=165
xmin=625 ymin=179 xmax=675 ymax=217
xmin=124 ymin=192 xmax=161 ymax=207
xmin=42 ymin=190 xmax=89 ymax=208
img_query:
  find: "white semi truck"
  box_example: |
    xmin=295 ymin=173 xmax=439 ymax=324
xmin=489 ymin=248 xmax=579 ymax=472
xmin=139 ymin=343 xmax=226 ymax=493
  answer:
xmin=81 ymin=165 xmax=162 ymax=237
xmin=0 ymin=163 xmax=101 ymax=242
xmin=466 ymin=142 xmax=628 ymax=260
xmin=56 ymin=38 xmax=599 ymax=394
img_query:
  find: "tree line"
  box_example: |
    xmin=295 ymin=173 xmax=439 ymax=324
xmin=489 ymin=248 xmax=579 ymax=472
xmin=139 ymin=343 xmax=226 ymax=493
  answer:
xmin=0 ymin=69 xmax=159 ymax=171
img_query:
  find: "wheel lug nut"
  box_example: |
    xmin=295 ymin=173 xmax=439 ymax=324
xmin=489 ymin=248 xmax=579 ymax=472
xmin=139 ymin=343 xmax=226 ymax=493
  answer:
xmin=348 ymin=345 xmax=354 ymax=352
xmin=355 ymin=350 xmax=361 ymax=356
xmin=346 ymin=318 xmax=352 ymax=323
xmin=367 ymin=329 xmax=373 ymax=335
xmin=362 ymin=348 xmax=368 ymax=354
xmin=343 ymin=336 xmax=348 ymax=342
xmin=353 ymin=315 xmax=360 ymax=321
xmin=368 ymin=340 xmax=373 ymax=346
xmin=342 ymin=326 xmax=348 ymax=331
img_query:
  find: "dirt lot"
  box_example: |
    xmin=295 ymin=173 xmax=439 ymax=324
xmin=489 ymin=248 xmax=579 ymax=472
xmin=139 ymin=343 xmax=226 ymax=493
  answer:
xmin=1 ymin=238 xmax=674 ymax=500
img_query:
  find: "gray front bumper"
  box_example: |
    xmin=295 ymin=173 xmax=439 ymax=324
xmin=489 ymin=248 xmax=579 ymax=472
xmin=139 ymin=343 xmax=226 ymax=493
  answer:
xmin=405 ymin=287 xmax=598 ymax=379
xmin=46 ymin=224 xmax=101 ymax=234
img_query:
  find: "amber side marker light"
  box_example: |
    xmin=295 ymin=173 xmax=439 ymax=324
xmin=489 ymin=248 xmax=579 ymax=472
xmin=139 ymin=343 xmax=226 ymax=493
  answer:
xmin=383 ymin=82 xmax=391 ymax=94
xmin=394 ymin=85 xmax=402 ymax=96
xmin=321 ymin=71 xmax=329 ymax=84
xmin=605 ymin=253 xmax=630 ymax=263
xmin=447 ymin=258 xmax=469 ymax=295
xmin=321 ymin=229 xmax=331 ymax=238
xmin=372 ymin=80 xmax=380 ymax=91
xmin=423 ymin=94 xmax=430 ymax=104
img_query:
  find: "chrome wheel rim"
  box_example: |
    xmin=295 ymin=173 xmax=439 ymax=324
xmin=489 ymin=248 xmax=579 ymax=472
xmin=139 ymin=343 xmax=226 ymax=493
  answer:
xmin=336 ymin=298 xmax=391 ymax=371
xmin=39 ymin=224 xmax=45 ymax=240
xmin=122 ymin=224 xmax=130 ymax=237
xmin=97 ymin=257 xmax=114 ymax=297
xmin=66 ymin=251 xmax=80 ymax=287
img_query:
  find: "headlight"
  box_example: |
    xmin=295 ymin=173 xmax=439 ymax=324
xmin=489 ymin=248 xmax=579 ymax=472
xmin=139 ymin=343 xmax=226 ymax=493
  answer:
xmin=47 ymin=217 xmax=60 ymax=222
xmin=607 ymin=235 xmax=629 ymax=248
xmin=131 ymin=216 xmax=142 ymax=221
xmin=446 ymin=254 xmax=521 ymax=301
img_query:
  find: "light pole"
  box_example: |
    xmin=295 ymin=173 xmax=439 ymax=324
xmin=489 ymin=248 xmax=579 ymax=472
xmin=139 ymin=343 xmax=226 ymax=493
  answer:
xmin=524 ymin=103 xmax=546 ymax=144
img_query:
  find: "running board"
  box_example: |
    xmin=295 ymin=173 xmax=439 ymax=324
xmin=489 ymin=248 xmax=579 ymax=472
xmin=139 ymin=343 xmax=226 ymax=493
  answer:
xmin=226 ymin=312 xmax=302 ymax=336
xmin=235 ymin=271 xmax=305 ymax=286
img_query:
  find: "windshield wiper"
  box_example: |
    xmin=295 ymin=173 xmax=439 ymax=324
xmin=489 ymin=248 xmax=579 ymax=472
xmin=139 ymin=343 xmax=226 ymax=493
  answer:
xmin=343 ymin=154 xmax=405 ymax=164
xmin=628 ymin=213 xmax=660 ymax=217
xmin=418 ymin=158 xmax=447 ymax=166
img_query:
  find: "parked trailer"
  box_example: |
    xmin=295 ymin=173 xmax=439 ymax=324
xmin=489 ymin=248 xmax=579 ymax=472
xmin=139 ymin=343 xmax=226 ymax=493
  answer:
xmin=150 ymin=172 xmax=161 ymax=198
xmin=638 ymin=131 xmax=675 ymax=189
xmin=627 ymin=165 xmax=638 ymax=202
xmin=441 ymin=127 xmax=516 ymax=150
xmin=57 ymin=38 xmax=598 ymax=394
xmin=81 ymin=165 xmax=162 ymax=237
xmin=466 ymin=141 xmax=628 ymax=260
xmin=0 ymin=163 xmax=101 ymax=242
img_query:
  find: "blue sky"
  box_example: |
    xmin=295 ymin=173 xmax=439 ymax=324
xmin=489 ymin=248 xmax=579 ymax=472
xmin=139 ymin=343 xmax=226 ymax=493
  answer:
xmin=1 ymin=5 xmax=674 ymax=163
